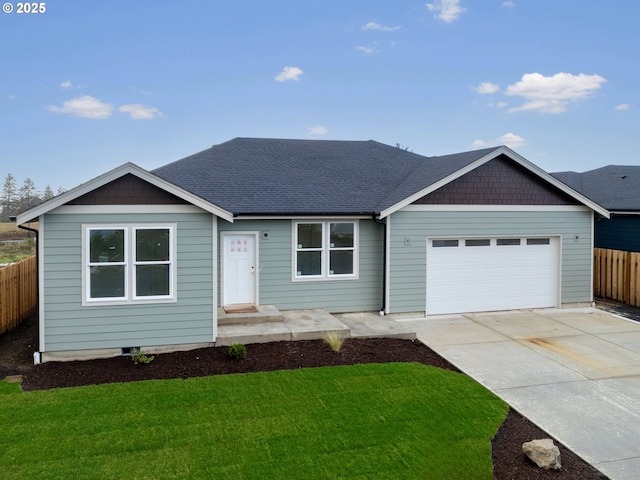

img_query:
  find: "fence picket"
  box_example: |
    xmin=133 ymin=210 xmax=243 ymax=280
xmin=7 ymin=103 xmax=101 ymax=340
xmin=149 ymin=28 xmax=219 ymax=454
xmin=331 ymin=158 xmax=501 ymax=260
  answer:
xmin=630 ymin=253 xmax=640 ymax=307
xmin=594 ymin=248 xmax=640 ymax=308
xmin=0 ymin=256 xmax=36 ymax=334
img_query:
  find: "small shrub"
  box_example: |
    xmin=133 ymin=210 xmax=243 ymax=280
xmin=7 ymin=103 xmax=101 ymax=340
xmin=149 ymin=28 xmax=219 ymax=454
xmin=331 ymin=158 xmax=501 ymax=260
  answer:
xmin=323 ymin=331 xmax=345 ymax=352
xmin=131 ymin=348 xmax=155 ymax=365
xmin=227 ymin=343 xmax=247 ymax=360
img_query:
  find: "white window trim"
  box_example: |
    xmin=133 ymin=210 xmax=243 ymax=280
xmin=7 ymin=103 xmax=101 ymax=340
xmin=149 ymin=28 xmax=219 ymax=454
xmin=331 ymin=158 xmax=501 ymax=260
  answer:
xmin=82 ymin=224 xmax=177 ymax=306
xmin=292 ymin=220 xmax=359 ymax=281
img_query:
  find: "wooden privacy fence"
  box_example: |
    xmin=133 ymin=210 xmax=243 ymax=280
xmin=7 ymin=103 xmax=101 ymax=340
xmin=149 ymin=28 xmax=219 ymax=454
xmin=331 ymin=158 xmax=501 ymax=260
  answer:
xmin=594 ymin=248 xmax=640 ymax=307
xmin=0 ymin=256 xmax=37 ymax=334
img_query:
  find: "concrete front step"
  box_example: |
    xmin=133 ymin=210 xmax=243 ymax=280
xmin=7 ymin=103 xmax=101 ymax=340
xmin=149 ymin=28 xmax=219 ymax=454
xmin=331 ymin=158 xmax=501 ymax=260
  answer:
xmin=218 ymin=304 xmax=283 ymax=325
xmin=216 ymin=309 xmax=350 ymax=346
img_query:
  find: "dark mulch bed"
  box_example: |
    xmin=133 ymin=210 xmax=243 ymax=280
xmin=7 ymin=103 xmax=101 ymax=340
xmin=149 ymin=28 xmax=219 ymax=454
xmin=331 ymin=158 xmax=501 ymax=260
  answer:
xmin=596 ymin=297 xmax=640 ymax=323
xmin=2 ymin=316 xmax=606 ymax=479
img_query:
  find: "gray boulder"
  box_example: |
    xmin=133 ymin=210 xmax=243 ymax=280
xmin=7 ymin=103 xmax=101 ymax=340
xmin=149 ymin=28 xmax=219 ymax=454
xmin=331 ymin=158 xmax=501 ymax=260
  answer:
xmin=522 ymin=438 xmax=562 ymax=470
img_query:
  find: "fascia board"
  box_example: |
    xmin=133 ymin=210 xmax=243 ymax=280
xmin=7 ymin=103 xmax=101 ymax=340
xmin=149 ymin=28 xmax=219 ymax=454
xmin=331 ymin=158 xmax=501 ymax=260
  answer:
xmin=16 ymin=163 xmax=234 ymax=224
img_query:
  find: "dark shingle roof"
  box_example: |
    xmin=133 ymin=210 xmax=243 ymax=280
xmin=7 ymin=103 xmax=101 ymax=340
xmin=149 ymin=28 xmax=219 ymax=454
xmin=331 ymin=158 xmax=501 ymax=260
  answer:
xmin=552 ymin=165 xmax=640 ymax=211
xmin=152 ymin=137 xmax=498 ymax=215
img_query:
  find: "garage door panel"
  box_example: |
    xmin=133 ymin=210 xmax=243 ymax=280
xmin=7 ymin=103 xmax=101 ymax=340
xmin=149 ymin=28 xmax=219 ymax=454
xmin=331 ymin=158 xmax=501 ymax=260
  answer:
xmin=426 ymin=237 xmax=558 ymax=315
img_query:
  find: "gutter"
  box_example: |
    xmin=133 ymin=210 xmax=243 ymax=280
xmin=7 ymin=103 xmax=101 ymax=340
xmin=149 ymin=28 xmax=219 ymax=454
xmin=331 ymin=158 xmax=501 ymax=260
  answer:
xmin=234 ymin=211 xmax=379 ymax=217
xmin=372 ymin=214 xmax=387 ymax=315
xmin=608 ymin=211 xmax=640 ymax=216
xmin=11 ymin=217 xmax=40 ymax=364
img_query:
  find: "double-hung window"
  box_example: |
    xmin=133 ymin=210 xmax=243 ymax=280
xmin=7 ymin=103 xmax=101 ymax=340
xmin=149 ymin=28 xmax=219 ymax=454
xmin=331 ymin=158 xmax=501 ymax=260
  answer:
xmin=84 ymin=225 xmax=175 ymax=304
xmin=294 ymin=221 xmax=357 ymax=280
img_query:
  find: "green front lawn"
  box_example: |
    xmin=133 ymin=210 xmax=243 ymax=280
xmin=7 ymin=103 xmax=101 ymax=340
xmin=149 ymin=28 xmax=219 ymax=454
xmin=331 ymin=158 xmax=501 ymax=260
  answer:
xmin=1 ymin=363 xmax=508 ymax=479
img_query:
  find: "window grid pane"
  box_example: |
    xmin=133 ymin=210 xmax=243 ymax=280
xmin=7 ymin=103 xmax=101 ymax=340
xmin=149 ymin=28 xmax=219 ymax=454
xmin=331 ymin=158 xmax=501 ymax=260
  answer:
xmin=433 ymin=240 xmax=458 ymax=248
xmin=497 ymin=238 xmax=521 ymax=246
xmin=90 ymin=265 xmax=125 ymax=298
xmin=136 ymin=228 xmax=170 ymax=262
xmin=297 ymin=251 xmax=322 ymax=276
xmin=297 ymin=223 xmax=323 ymax=249
xmin=465 ymin=239 xmax=490 ymax=247
xmin=136 ymin=265 xmax=170 ymax=296
xmin=330 ymin=250 xmax=354 ymax=275
xmin=329 ymin=223 xmax=354 ymax=248
xmin=527 ymin=238 xmax=550 ymax=245
xmin=89 ymin=229 xmax=125 ymax=263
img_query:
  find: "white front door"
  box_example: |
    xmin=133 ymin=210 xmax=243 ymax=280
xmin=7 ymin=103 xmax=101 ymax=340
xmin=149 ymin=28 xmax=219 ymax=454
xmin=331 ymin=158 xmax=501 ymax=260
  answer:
xmin=222 ymin=233 xmax=257 ymax=306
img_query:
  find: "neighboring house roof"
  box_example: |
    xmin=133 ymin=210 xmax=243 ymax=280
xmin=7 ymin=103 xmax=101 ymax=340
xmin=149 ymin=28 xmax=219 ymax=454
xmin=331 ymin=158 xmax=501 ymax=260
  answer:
xmin=553 ymin=165 xmax=640 ymax=213
xmin=15 ymin=163 xmax=234 ymax=225
xmin=153 ymin=137 xmax=608 ymax=218
xmin=16 ymin=138 xmax=609 ymax=224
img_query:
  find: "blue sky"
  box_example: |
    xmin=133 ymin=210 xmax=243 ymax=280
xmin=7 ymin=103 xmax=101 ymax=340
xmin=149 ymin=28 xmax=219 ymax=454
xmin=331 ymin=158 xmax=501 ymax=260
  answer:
xmin=1 ymin=0 xmax=638 ymax=193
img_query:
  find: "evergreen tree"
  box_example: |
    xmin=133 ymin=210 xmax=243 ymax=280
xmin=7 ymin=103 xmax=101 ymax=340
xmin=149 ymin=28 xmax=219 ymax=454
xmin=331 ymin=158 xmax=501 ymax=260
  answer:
xmin=1 ymin=173 xmax=65 ymax=221
xmin=42 ymin=185 xmax=55 ymax=200
xmin=1 ymin=173 xmax=18 ymax=221
xmin=17 ymin=177 xmax=39 ymax=212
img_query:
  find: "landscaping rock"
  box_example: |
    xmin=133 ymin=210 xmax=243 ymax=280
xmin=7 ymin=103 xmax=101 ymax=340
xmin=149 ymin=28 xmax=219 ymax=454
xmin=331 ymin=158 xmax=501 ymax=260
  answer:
xmin=522 ymin=438 xmax=562 ymax=470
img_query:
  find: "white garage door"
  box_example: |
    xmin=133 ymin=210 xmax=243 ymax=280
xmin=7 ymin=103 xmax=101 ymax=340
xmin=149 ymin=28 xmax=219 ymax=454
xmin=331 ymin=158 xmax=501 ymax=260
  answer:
xmin=426 ymin=237 xmax=559 ymax=315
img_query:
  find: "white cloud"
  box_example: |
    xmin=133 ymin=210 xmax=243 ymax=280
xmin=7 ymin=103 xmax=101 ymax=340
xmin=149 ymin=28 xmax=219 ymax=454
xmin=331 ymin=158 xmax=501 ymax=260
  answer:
xmin=498 ymin=132 xmax=528 ymax=148
xmin=362 ymin=22 xmax=400 ymax=32
xmin=60 ymin=80 xmax=73 ymax=89
xmin=275 ymin=66 xmax=303 ymax=82
xmin=505 ymin=72 xmax=607 ymax=114
xmin=307 ymin=125 xmax=328 ymax=136
xmin=426 ymin=0 xmax=466 ymax=23
xmin=616 ymin=103 xmax=630 ymax=111
xmin=355 ymin=45 xmax=377 ymax=55
xmin=46 ymin=95 xmax=113 ymax=119
xmin=119 ymin=104 xmax=163 ymax=120
xmin=7 ymin=94 xmax=15 ymax=100
xmin=475 ymin=82 xmax=500 ymax=94
xmin=496 ymin=101 xmax=508 ymax=108
xmin=472 ymin=132 xmax=528 ymax=149
xmin=501 ymin=1 xmax=515 ymax=7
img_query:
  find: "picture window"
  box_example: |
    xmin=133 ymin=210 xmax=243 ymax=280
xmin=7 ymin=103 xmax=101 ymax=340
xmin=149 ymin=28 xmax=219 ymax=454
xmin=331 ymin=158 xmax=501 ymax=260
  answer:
xmin=85 ymin=225 xmax=175 ymax=304
xmin=294 ymin=221 xmax=357 ymax=279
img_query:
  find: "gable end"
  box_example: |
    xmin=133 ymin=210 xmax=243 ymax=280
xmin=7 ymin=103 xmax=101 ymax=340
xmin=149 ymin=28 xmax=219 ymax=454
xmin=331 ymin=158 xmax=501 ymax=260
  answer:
xmin=413 ymin=155 xmax=580 ymax=205
xmin=68 ymin=174 xmax=190 ymax=206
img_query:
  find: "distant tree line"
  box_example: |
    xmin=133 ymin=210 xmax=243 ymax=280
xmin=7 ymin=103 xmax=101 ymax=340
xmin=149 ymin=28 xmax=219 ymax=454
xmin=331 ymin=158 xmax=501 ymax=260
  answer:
xmin=1 ymin=174 xmax=65 ymax=222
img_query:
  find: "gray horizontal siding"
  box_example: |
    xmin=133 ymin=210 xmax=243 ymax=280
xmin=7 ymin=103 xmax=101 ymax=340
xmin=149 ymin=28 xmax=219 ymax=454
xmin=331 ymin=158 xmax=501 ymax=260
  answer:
xmin=218 ymin=219 xmax=383 ymax=313
xmin=389 ymin=209 xmax=593 ymax=313
xmin=41 ymin=212 xmax=215 ymax=352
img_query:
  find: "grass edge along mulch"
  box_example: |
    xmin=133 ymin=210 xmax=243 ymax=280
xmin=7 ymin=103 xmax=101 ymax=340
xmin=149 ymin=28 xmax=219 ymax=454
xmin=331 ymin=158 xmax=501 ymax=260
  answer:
xmin=1 ymin=362 xmax=507 ymax=479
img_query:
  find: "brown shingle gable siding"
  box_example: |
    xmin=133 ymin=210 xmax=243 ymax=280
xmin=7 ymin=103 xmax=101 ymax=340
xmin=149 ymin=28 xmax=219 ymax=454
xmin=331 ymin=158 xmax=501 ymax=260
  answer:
xmin=413 ymin=155 xmax=579 ymax=205
xmin=68 ymin=174 xmax=189 ymax=205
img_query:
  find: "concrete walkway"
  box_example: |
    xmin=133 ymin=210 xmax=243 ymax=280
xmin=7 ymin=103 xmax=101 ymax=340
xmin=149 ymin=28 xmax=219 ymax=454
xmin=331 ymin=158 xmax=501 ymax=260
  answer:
xmin=400 ymin=308 xmax=640 ymax=480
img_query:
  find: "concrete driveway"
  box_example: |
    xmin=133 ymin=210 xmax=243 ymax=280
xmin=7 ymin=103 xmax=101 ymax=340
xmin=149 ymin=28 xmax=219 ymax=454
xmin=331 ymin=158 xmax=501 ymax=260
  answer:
xmin=401 ymin=308 xmax=640 ymax=480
